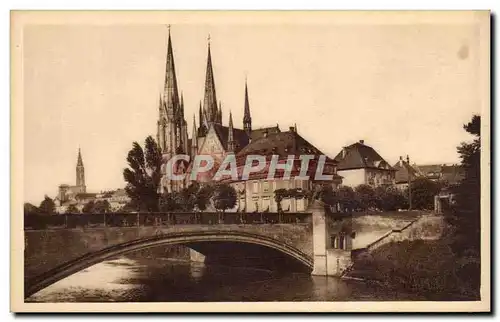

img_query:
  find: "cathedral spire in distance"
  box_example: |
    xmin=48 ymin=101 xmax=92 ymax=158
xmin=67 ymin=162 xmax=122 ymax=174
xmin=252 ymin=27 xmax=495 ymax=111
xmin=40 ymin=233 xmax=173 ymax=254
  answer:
xmin=203 ymin=35 xmax=218 ymax=124
xmin=77 ymin=147 xmax=83 ymax=167
xmin=191 ymin=114 xmax=198 ymax=156
xmin=76 ymin=147 xmax=86 ymax=193
xmin=243 ymin=78 xmax=252 ymax=135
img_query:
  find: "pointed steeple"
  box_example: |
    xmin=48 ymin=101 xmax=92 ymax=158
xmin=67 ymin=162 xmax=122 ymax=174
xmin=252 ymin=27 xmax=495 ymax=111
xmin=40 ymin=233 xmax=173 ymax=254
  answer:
xmin=191 ymin=114 xmax=198 ymax=157
xmin=198 ymin=101 xmax=207 ymax=137
xmin=203 ymin=38 xmax=218 ymax=124
xmin=192 ymin=114 xmax=198 ymax=144
xmin=227 ymin=111 xmax=235 ymax=153
xmin=77 ymin=147 xmax=83 ymax=167
xmin=243 ymin=79 xmax=252 ymax=135
xmin=163 ymin=28 xmax=180 ymax=118
xmin=198 ymin=101 xmax=204 ymax=126
xmin=76 ymin=147 xmax=86 ymax=193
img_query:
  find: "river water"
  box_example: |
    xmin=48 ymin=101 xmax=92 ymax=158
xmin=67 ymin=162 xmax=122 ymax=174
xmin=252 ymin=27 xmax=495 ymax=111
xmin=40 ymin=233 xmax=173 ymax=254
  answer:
xmin=26 ymin=254 xmax=425 ymax=302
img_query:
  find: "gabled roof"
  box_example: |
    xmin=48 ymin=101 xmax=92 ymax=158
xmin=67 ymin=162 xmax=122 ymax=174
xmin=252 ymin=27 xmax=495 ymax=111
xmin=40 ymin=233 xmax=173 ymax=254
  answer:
xmin=212 ymin=123 xmax=249 ymax=153
xmin=333 ymin=141 xmax=395 ymax=171
xmin=415 ymin=164 xmax=464 ymax=184
xmin=393 ymin=159 xmax=421 ymax=184
xmin=415 ymin=164 xmax=443 ymax=178
xmin=236 ymin=129 xmax=333 ymax=161
xmin=74 ymin=193 xmax=97 ymax=200
xmin=250 ymin=126 xmax=281 ymax=142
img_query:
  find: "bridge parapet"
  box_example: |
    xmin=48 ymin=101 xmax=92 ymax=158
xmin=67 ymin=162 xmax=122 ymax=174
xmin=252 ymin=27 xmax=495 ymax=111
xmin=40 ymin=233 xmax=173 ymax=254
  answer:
xmin=24 ymin=212 xmax=311 ymax=230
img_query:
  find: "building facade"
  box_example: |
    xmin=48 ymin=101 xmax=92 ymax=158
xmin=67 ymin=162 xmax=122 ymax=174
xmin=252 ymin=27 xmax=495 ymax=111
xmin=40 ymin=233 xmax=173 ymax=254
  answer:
xmin=54 ymin=149 xmax=130 ymax=213
xmin=55 ymin=148 xmax=87 ymax=209
xmin=393 ymin=156 xmax=421 ymax=190
xmin=332 ymin=140 xmax=396 ymax=188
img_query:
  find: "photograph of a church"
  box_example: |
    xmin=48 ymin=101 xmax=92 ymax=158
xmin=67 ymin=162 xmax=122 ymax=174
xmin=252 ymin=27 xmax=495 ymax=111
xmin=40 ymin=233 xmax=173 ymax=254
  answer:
xmin=17 ymin=12 xmax=486 ymax=309
xmin=156 ymin=29 xmax=342 ymax=212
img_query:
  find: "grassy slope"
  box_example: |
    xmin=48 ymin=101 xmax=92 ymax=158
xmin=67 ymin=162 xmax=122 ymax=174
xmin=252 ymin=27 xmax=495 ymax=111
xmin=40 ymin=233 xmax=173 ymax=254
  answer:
xmin=348 ymin=239 xmax=480 ymax=301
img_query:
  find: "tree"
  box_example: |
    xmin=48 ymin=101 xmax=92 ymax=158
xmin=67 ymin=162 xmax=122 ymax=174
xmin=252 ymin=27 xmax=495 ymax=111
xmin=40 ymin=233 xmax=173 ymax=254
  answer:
xmin=355 ymin=184 xmax=377 ymax=210
xmin=93 ymin=200 xmax=111 ymax=213
xmin=274 ymin=188 xmax=288 ymax=212
xmin=158 ymin=191 xmax=182 ymax=212
xmin=337 ymin=186 xmax=357 ymax=212
xmin=212 ymin=183 xmax=237 ymax=213
xmin=119 ymin=201 xmax=137 ymax=213
xmin=38 ymin=195 xmax=55 ymax=215
xmin=82 ymin=200 xmax=95 ymax=213
xmin=123 ymin=136 xmax=163 ymax=212
xmin=24 ymin=203 xmax=39 ymax=216
xmin=65 ymin=204 xmax=79 ymax=214
xmin=446 ymin=115 xmax=481 ymax=257
xmin=375 ymin=186 xmax=408 ymax=211
xmin=316 ymin=185 xmax=340 ymax=213
xmin=180 ymin=182 xmax=201 ymax=211
xmin=196 ymin=184 xmax=215 ymax=211
xmin=410 ymin=177 xmax=441 ymax=210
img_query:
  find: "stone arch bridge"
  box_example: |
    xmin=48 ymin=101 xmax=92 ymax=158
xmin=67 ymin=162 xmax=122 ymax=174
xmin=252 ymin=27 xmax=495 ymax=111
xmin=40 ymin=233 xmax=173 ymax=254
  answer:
xmin=24 ymin=202 xmax=353 ymax=298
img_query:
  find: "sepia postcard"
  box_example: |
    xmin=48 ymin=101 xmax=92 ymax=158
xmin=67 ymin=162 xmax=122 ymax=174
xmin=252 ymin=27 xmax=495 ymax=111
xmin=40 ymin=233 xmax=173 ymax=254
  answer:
xmin=10 ymin=10 xmax=491 ymax=313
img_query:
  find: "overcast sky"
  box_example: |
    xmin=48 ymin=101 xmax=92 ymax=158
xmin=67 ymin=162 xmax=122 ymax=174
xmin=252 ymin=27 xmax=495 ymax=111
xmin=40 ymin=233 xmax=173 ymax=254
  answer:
xmin=23 ymin=20 xmax=482 ymax=203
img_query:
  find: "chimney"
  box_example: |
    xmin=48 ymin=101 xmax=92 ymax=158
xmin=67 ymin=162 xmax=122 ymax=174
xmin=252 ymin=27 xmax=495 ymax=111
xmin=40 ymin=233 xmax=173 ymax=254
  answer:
xmin=289 ymin=126 xmax=295 ymax=133
xmin=341 ymin=147 xmax=347 ymax=159
xmin=359 ymin=139 xmax=364 ymax=144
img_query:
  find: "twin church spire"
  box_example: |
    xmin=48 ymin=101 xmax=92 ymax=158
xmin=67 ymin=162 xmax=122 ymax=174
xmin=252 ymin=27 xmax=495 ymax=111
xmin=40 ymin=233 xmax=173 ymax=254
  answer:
xmin=157 ymin=28 xmax=188 ymax=155
xmin=157 ymin=27 xmax=253 ymax=156
xmin=202 ymin=42 xmax=219 ymax=125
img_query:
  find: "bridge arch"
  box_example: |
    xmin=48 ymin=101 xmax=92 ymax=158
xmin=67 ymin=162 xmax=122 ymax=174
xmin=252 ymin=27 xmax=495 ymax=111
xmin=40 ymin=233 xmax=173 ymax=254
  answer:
xmin=25 ymin=230 xmax=313 ymax=298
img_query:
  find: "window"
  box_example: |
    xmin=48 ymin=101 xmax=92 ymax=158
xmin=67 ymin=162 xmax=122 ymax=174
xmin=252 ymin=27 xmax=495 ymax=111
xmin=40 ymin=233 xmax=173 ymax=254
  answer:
xmin=339 ymin=232 xmax=345 ymax=249
xmin=252 ymin=181 xmax=259 ymax=194
xmin=262 ymin=197 xmax=270 ymax=211
xmin=296 ymin=198 xmax=305 ymax=211
xmin=331 ymin=235 xmax=339 ymax=249
xmin=331 ymin=233 xmax=346 ymax=250
xmin=263 ymin=181 xmax=270 ymax=192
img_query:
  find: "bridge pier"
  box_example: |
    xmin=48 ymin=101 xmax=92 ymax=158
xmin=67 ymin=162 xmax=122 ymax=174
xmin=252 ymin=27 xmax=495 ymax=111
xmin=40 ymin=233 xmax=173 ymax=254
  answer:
xmin=189 ymin=249 xmax=206 ymax=263
xmin=310 ymin=200 xmax=352 ymax=277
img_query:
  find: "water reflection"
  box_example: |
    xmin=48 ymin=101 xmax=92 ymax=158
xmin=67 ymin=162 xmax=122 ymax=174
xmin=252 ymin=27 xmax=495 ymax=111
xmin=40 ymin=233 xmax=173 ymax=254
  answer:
xmin=27 ymin=255 xmax=423 ymax=302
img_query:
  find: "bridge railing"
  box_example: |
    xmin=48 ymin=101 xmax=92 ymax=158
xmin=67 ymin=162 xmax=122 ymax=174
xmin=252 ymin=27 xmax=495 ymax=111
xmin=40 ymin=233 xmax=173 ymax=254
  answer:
xmin=24 ymin=212 xmax=311 ymax=230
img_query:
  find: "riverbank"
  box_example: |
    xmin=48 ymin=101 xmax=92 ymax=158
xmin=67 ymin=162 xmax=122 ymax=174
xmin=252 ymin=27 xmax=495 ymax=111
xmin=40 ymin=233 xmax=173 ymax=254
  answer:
xmin=346 ymin=239 xmax=480 ymax=301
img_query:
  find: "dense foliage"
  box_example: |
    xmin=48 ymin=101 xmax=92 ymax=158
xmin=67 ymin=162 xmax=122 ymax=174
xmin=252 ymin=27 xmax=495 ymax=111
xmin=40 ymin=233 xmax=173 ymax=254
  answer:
xmin=38 ymin=196 xmax=56 ymax=215
xmin=158 ymin=182 xmax=236 ymax=213
xmin=123 ymin=136 xmax=163 ymax=212
xmin=353 ymin=240 xmax=480 ymax=300
xmin=408 ymin=177 xmax=442 ymax=210
xmin=212 ymin=184 xmax=238 ymax=213
xmin=445 ymin=115 xmax=481 ymax=258
xmin=65 ymin=204 xmax=79 ymax=214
